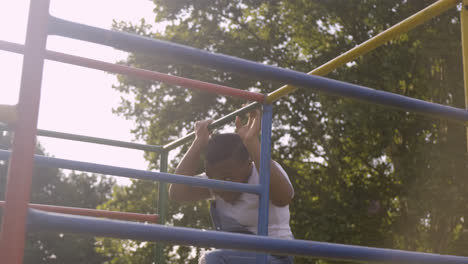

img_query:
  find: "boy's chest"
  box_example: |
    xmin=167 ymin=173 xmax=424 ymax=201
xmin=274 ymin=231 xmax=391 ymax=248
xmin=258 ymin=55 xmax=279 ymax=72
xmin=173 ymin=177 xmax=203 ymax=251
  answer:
xmin=216 ymin=193 xmax=259 ymax=227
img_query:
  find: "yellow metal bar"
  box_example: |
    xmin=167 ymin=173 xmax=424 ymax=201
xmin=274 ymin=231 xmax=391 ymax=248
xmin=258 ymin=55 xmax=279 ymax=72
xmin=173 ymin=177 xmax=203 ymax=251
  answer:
xmin=266 ymin=0 xmax=460 ymax=103
xmin=0 ymin=105 xmax=17 ymax=124
xmin=461 ymin=0 xmax=468 ymax=150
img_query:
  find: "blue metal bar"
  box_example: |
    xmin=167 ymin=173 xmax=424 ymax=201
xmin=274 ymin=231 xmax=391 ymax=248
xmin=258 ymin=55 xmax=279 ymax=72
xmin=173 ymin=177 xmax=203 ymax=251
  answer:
xmin=0 ymin=150 xmax=260 ymax=195
xmin=257 ymin=104 xmax=273 ymax=264
xmin=47 ymin=16 xmax=468 ymax=123
xmin=27 ymin=209 xmax=468 ymax=264
xmin=0 ymin=123 xmax=163 ymax=153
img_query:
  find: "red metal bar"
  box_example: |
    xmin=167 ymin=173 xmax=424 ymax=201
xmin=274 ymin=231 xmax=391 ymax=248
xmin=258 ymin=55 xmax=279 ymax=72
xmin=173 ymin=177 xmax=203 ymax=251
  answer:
xmin=0 ymin=39 xmax=265 ymax=103
xmin=0 ymin=0 xmax=50 ymax=262
xmin=0 ymin=201 xmax=158 ymax=223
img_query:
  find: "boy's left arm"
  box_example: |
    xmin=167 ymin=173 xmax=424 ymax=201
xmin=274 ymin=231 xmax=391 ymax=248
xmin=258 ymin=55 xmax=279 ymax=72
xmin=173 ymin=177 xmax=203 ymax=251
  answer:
xmin=236 ymin=110 xmax=294 ymax=207
xmin=244 ymin=137 xmax=294 ymax=207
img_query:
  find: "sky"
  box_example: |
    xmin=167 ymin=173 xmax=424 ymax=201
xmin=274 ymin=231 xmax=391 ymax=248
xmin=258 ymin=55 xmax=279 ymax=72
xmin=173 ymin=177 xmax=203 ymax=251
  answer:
xmin=1 ymin=0 xmax=160 ymax=185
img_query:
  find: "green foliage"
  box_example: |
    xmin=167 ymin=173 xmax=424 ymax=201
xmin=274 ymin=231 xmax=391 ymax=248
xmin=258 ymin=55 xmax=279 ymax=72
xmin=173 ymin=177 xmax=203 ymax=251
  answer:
xmin=101 ymin=0 xmax=468 ymax=263
xmin=0 ymin=132 xmax=116 ymax=263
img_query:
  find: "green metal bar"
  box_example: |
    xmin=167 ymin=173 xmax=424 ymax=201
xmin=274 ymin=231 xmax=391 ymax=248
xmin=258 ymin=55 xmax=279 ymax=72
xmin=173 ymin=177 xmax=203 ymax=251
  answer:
xmin=0 ymin=123 xmax=163 ymax=153
xmin=156 ymin=151 xmax=168 ymax=264
xmin=163 ymin=102 xmax=261 ymax=150
xmin=461 ymin=0 xmax=468 ymax=151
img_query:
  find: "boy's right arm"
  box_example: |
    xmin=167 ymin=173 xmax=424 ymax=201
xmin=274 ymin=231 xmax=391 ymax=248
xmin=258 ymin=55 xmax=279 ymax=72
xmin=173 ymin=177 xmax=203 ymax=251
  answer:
xmin=168 ymin=120 xmax=212 ymax=202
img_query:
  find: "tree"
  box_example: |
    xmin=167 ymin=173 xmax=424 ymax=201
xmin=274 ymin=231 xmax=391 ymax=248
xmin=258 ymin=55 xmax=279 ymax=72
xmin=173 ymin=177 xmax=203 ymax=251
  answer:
xmin=0 ymin=131 xmax=116 ymax=263
xmin=101 ymin=1 xmax=468 ymax=263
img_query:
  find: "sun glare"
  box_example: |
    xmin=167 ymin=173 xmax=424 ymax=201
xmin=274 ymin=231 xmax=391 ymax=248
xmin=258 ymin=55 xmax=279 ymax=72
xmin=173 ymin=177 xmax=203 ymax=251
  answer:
xmin=1 ymin=0 xmax=159 ymax=185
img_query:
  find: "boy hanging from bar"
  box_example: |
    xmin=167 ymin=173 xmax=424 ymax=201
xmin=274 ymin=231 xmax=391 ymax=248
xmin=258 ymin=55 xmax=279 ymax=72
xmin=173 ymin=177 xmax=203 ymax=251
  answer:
xmin=169 ymin=108 xmax=294 ymax=264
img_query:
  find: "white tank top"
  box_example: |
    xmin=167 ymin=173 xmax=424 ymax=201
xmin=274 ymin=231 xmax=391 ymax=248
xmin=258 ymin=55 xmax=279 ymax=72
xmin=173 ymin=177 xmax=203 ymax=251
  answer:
xmin=199 ymin=162 xmax=294 ymax=239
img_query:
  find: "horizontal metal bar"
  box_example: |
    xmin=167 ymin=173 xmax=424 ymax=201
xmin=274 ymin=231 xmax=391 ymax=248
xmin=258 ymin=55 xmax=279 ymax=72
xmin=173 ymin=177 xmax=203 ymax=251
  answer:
xmin=163 ymin=102 xmax=260 ymax=150
xmin=0 ymin=123 xmax=163 ymax=153
xmin=267 ymin=0 xmax=460 ymax=102
xmin=48 ymin=16 xmax=468 ymax=123
xmin=0 ymin=39 xmax=264 ymax=103
xmin=27 ymin=209 xmax=468 ymax=264
xmin=0 ymin=201 xmax=158 ymax=223
xmin=0 ymin=150 xmax=260 ymax=195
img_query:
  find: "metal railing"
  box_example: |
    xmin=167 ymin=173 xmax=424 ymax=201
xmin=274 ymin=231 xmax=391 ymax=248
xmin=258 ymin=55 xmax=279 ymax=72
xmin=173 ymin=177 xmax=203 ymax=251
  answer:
xmin=0 ymin=0 xmax=467 ymax=263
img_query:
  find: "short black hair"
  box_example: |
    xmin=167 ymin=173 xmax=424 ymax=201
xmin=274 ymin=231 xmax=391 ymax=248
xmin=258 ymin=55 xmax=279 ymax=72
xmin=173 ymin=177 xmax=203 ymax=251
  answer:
xmin=205 ymin=133 xmax=249 ymax=164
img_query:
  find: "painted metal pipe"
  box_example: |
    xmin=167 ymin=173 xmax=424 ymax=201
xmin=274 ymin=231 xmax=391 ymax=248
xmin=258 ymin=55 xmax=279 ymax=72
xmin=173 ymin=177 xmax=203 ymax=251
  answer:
xmin=48 ymin=13 xmax=468 ymax=123
xmin=256 ymin=104 xmax=273 ymax=264
xmin=0 ymin=39 xmax=264 ymax=103
xmin=0 ymin=150 xmax=261 ymax=195
xmin=27 ymin=209 xmax=468 ymax=264
xmin=0 ymin=123 xmax=163 ymax=153
xmin=0 ymin=201 xmax=158 ymax=223
xmin=267 ymin=0 xmax=460 ymax=102
xmin=0 ymin=1 xmax=50 ymax=263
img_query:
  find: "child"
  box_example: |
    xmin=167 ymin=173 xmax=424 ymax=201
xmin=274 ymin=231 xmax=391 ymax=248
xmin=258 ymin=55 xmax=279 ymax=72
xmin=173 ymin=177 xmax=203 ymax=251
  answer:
xmin=169 ymin=109 xmax=294 ymax=264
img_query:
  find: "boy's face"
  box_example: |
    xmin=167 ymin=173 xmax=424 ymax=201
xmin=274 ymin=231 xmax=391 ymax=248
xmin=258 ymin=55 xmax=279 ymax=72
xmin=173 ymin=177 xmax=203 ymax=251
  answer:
xmin=205 ymin=158 xmax=252 ymax=204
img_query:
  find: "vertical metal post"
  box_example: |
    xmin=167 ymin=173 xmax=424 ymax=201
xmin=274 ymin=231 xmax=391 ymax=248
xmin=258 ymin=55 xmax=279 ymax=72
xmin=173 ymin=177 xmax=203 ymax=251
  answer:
xmin=155 ymin=151 xmax=168 ymax=264
xmin=461 ymin=0 xmax=468 ymax=152
xmin=256 ymin=104 xmax=273 ymax=264
xmin=0 ymin=0 xmax=50 ymax=263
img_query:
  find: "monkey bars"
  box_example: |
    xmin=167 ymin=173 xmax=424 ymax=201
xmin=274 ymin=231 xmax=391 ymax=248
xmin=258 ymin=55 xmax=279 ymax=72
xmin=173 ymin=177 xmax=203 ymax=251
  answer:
xmin=1 ymin=0 xmax=467 ymax=264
